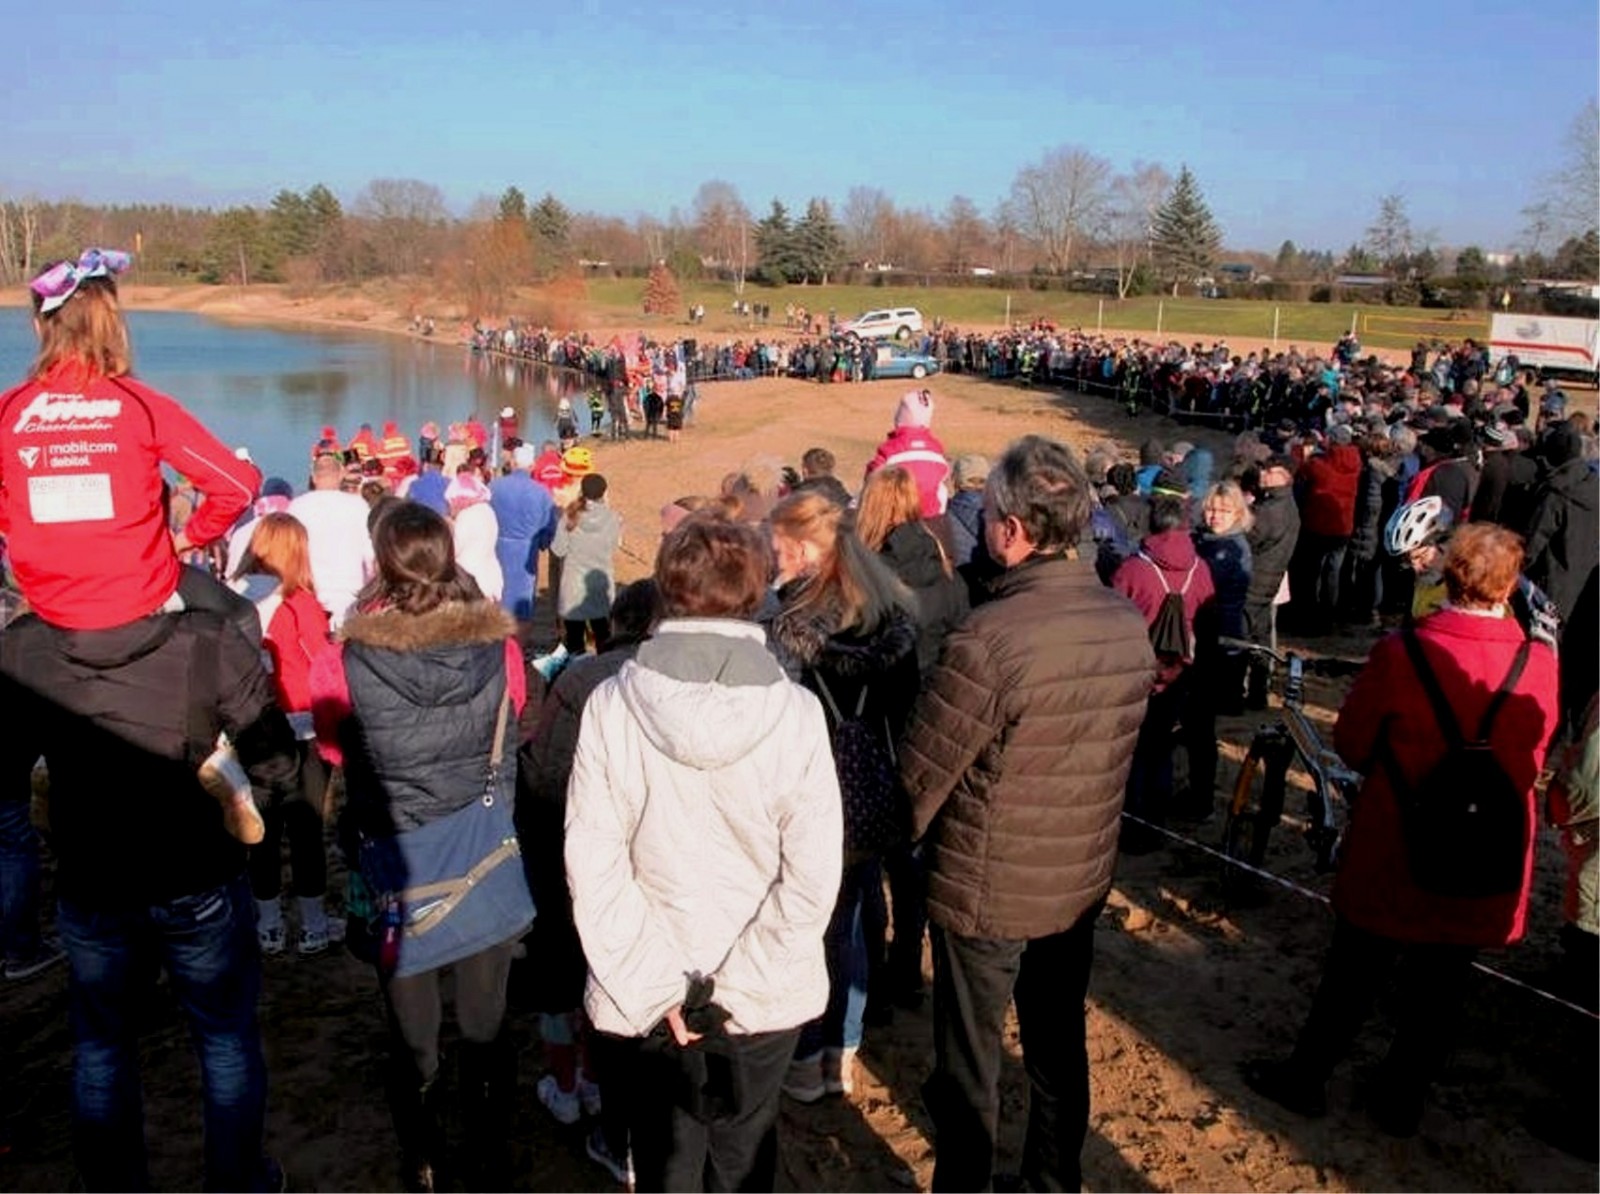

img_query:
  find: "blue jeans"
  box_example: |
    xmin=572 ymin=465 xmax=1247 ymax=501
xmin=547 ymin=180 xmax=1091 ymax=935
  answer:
xmin=0 ymin=795 xmax=42 ymax=962
xmin=58 ymin=873 xmax=271 ymax=1192
xmin=798 ymin=857 xmax=882 ymax=1056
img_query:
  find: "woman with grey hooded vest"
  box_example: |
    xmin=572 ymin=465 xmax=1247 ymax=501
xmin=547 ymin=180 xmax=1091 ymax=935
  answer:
xmin=552 ymin=472 xmax=623 ymax=655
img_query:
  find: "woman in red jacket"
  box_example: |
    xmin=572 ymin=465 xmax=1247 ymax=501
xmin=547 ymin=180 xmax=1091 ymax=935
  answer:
xmin=239 ymin=513 xmax=334 ymax=956
xmin=1245 ymin=523 xmax=1559 ymax=1137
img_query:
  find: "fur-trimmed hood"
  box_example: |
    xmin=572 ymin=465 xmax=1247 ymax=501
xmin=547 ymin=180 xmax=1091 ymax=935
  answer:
xmin=341 ymin=600 xmax=515 ymax=652
xmin=339 ymin=600 xmax=515 ymax=711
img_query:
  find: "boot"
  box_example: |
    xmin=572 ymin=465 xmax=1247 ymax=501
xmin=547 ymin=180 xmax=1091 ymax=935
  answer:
xmin=386 ymin=1062 xmax=444 ymax=1193
xmin=459 ymin=1038 xmax=516 ymax=1191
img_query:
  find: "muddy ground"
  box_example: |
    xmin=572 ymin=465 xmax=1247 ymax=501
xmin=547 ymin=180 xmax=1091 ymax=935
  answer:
xmin=1 ymin=361 xmax=1595 ymax=1192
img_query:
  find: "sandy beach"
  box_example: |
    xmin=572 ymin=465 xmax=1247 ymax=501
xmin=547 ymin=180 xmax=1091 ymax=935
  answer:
xmin=0 ymin=281 xmax=1593 ymax=1191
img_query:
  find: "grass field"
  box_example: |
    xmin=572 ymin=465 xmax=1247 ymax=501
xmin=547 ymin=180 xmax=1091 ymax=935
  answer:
xmin=583 ymin=276 xmax=1492 ymax=352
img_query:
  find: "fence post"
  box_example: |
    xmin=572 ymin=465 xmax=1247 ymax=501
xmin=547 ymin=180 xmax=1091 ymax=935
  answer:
xmin=1157 ymin=301 xmax=1164 ymax=336
xmin=1350 ymin=309 xmax=1359 ymax=337
xmin=1272 ymin=307 xmax=1280 ymax=348
xmin=1005 ymin=293 xmax=1011 ymax=327
xmin=1097 ymin=298 xmax=1103 ymax=334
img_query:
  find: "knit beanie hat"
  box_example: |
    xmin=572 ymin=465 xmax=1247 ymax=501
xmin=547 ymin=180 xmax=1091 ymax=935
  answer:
xmin=894 ymin=388 xmax=935 ymax=429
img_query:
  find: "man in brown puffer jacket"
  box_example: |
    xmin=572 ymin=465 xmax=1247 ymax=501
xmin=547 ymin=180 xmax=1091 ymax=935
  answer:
xmin=899 ymin=435 xmax=1155 ymax=1193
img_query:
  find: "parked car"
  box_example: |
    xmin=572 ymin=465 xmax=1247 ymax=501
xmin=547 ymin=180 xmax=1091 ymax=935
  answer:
xmin=872 ymin=344 xmax=940 ymax=380
xmin=842 ymin=307 xmax=924 ymax=340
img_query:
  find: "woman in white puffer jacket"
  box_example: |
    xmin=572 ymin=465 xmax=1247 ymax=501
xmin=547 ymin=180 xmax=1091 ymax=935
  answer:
xmin=565 ymin=514 xmax=842 ymax=1192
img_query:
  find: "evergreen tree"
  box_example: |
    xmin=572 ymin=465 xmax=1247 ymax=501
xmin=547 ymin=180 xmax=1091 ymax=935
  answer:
xmin=1274 ymin=239 xmax=1301 ymax=279
xmin=266 ymin=189 xmax=314 ymax=259
xmin=1150 ymin=166 xmax=1221 ymax=296
xmin=304 ymin=183 xmax=347 ymax=279
xmin=528 ymin=193 xmax=571 ymax=275
xmin=754 ymin=199 xmax=801 ymax=284
xmin=642 ymin=260 xmax=681 ymax=315
xmin=793 ymin=198 xmax=844 ymax=284
xmin=498 ymin=186 xmax=529 ymax=225
xmin=200 ymin=206 xmax=276 ymax=284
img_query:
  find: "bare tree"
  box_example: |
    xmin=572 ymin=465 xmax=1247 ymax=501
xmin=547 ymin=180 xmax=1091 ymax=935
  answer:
xmin=1363 ymin=193 xmax=1414 ymax=269
xmin=0 ymin=196 xmax=41 ymax=284
xmin=1524 ymin=99 xmax=1600 ymax=244
xmin=942 ymin=195 xmax=990 ymax=273
xmin=690 ymin=180 xmax=751 ymax=294
xmin=353 ymin=178 xmax=448 ymax=276
xmin=992 ymin=199 xmax=1023 ymax=275
xmin=1007 ymin=146 xmax=1112 ymax=274
xmin=1101 ymin=162 xmax=1172 ymax=298
xmin=841 ymin=186 xmax=895 ymax=265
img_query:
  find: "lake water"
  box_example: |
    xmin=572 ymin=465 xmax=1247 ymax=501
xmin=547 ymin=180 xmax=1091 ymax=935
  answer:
xmin=0 ymin=308 xmax=588 ymax=487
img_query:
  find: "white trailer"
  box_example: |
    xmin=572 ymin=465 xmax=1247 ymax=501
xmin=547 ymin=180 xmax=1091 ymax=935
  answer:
xmin=1488 ymin=313 xmax=1600 ymax=384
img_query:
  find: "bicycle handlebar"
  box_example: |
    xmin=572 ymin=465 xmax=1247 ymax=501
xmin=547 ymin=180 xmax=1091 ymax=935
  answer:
xmin=1216 ymin=637 xmax=1365 ymax=678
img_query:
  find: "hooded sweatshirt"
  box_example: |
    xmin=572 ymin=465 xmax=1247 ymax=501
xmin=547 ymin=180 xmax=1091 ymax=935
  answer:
xmin=0 ymin=366 xmax=260 ymax=629
xmin=565 ymin=618 xmax=843 ymax=1037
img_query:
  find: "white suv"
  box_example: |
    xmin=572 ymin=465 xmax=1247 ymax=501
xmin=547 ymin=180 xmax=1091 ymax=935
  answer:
xmin=842 ymin=307 xmax=923 ymax=340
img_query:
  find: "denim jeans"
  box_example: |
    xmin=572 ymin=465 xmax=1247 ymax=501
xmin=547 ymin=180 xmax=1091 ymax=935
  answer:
xmin=57 ymin=873 xmax=271 ymax=1193
xmin=0 ymin=795 xmax=42 ymax=962
xmin=798 ymin=856 xmax=882 ymax=1056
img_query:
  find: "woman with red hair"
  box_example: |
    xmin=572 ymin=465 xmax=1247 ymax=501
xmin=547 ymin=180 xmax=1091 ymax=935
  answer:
xmin=1246 ymin=522 xmax=1560 ymax=1136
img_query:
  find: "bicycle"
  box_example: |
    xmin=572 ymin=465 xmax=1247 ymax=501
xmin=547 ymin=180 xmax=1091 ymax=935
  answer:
xmin=1216 ymin=637 xmax=1365 ymax=893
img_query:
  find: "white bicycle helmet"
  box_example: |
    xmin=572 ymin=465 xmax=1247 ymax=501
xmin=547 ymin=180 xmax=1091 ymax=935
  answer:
xmin=1384 ymin=495 xmax=1451 ymax=556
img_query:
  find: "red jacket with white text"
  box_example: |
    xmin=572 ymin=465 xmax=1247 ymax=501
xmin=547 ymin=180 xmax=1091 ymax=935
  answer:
xmin=0 ymin=364 xmax=260 ymax=629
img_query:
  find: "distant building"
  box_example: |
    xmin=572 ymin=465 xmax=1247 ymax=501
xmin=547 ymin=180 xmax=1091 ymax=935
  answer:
xmin=1334 ymin=274 xmax=1392 ymax=288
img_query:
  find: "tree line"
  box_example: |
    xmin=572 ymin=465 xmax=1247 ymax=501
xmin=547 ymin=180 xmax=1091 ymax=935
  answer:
xmin=0 ymin=106 xmax=1591 ymax=318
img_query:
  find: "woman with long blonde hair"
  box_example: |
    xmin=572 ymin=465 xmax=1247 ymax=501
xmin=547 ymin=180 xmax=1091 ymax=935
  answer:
xmin=765 ymin=490 xmax=920 ymax=1101
xmin=236 ymin=513 xmax=335 ymax=956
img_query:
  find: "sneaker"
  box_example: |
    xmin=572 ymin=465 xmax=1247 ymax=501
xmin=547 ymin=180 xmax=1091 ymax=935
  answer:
xmin=258 ymin=922 xmax=287 ymax=957
xmin=822 ymin=1046 xmax=857 ymax=1096
xmin=1240 ymin=1058 xmax=1328 ymax=1118
xmin=536 ymin=1073 xmax=582 ymax=1126
xmin=3 ymin=936 xmax=65 ymax=981
xmin=577 ymin=1074 xmax=603 ymax=1118
xmin=297 ymin=924 xmax=330 ymax=956
xmin=782 ymin=1053 xmax=826 ymax=1104
xmin=585 ymin=1125 xmax=634 ymax=1187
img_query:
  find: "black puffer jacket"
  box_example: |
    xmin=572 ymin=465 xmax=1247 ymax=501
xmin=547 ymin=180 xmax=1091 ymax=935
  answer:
xmin=2 ymin=609 xmax=296 ymax=907
xmin=900 ymin=555 xmax=1155 ymax=939
xmin=1524 ymin=453 xmax=1600 ymax=623
xmin=878 ymin=521 xmax=971 ymax=674
xmin=1245 ymin=484 xmax=1300 ymax=611
xmin=338 ymin=601 xmax=517 ymax=838
xmin=1348 ymin=454 xmax=1398 ymax=563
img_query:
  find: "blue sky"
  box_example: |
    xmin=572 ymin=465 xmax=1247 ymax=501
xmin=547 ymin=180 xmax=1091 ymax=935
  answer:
xmin=3 ymin=0 xmax=1594 ymax=253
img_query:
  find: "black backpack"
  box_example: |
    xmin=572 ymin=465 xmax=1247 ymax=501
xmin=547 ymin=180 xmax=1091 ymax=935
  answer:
xmin=813 ymin=673 xmax=901 ymax=857
xmin=1380 ymin=629 xmax=1532 ymax=899
xmin=1141 ymin=553 xmax=1197 ymax=670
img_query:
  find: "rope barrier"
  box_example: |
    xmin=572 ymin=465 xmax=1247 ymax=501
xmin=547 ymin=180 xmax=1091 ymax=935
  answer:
xmin=1119 ymin=811 xmax=1600 ymax=1023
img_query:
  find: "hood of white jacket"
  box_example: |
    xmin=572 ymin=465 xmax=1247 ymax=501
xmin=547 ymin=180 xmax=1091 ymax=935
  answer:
xmin=614 ymin=619 xmax=794 ymax=770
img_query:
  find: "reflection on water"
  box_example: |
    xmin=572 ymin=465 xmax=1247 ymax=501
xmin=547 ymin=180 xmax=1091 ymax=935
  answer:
xmin=0 ymin=308 xmax=589 ymax=486
xmin=275 ymin=370 xmax=351 ymax=403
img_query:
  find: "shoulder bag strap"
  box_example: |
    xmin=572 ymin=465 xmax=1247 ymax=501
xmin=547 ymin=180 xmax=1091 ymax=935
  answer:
xmin=1399 ymin=627 xmax=1464 ymax=749
xmin=1475 ymin=640 xmax=1532 ymax=744
xmin=1180 ymin=561 xmax=1197 ymax=595
xmin=811 ymin=670 xmax=844 ymax=726
xmin=484 ymin=680 xmax=512 ymax=799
